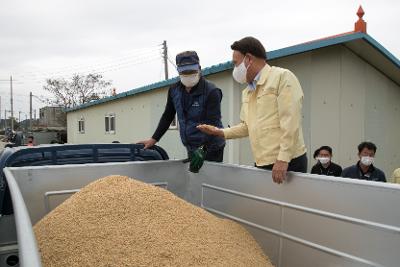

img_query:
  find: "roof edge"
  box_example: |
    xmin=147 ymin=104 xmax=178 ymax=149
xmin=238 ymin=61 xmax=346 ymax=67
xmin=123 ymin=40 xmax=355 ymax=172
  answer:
xmin=66 ymin=32 xmax=399 ymax=113
xmin=361 ymin=34 xmax=400 ymax=68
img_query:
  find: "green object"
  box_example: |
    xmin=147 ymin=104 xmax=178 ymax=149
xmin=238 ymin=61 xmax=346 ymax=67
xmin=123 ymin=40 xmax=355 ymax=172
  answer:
xmin=189 ymin=146 xmax=206 ymax=173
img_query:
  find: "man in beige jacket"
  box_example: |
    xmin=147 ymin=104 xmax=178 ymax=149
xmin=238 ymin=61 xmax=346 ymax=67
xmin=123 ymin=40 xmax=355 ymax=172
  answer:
xmin=198 ymin=36 xmax=307 ymax=184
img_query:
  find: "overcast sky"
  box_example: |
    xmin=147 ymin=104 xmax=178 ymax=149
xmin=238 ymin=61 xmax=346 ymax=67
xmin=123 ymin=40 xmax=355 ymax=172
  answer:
xmin=0 ymin=0 xmax=399 ymax=119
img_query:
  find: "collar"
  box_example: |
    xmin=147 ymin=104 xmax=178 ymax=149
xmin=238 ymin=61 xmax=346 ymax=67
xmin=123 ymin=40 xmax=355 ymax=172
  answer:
xmin=180 ymin=77 xmax=204 ymax=96
xmin=256 ymin=64 xmax=271 ymax=86
xmin=248 ymin=71 xmax=261 ymax=91
xmin=357 ymin=161 xmax=375 ymax=174
xmin=318 ymin=161 xmax=331 ymax=169
xmin=247 ymin=64 xmax=271 ymax=91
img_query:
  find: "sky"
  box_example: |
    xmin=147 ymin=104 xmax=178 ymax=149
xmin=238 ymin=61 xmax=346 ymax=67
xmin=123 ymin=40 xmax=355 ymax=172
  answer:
xmin=0 ymin=0 xmax=399 ymax=120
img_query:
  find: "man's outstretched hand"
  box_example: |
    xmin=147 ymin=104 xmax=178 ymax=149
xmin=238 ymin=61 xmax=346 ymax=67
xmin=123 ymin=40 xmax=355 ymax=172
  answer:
xmin=197 ymin=124 xmax=224 ymax=138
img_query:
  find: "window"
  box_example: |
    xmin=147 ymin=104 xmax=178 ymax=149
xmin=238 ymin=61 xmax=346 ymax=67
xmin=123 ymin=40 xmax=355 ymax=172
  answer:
xmin=78 ymin=118 xmax=85 ymax=134
xmin=169 ymin=114 xmax=178 ymax=130
xmin=105 ymin=113 xmax=116 ymax=134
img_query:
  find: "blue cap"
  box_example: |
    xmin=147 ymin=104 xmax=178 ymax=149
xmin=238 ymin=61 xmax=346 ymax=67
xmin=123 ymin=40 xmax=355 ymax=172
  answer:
xmin=176 ymin=51 xmax=200 ymax=73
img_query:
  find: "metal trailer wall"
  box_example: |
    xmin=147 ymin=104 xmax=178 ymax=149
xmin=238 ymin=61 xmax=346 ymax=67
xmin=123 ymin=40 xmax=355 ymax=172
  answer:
xmin=4 ymin=161 xmax=400 ymax=267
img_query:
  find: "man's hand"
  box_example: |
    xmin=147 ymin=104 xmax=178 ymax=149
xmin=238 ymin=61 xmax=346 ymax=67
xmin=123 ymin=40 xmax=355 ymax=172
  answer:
xmin=272 ymin=160 xmax=289 ymax=184
xmin=137 ymin=138 xmax=157 ymax=149
xmin=196 ymin=124 xmax=224 ymax=138
xmin=189 ymin=146 xmax=206 ymax=173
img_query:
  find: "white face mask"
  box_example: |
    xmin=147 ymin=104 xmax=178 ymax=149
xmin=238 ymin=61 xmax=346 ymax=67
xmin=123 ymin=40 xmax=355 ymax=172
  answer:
xmin=361 ymin=156 xmax=374 ymax=166
xmin=232 ymin=57 xmax=249 ymax=84
xmin=318 ymin=157 xmax=330 ymax=165
xmin=180 ymin=73 xmax=200 ymax=88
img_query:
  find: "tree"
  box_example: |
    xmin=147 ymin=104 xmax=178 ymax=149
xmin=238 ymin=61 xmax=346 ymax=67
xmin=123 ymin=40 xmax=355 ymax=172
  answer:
xmin=43 ymin=73 xmax=112 ymax=109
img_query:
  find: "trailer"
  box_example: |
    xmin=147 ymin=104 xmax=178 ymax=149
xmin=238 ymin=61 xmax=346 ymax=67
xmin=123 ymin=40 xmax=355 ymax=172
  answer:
xmin=1 ymin=157 xmax=400 ymax=267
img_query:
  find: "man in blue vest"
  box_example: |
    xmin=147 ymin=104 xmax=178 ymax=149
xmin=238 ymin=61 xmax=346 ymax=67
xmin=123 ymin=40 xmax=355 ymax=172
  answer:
xmin=139 ymin=51 xmax=225 ymax=164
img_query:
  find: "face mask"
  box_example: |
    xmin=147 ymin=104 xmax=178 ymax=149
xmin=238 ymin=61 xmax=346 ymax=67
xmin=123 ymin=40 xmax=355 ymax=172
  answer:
xmin=318 ymin=157 xmax=330 ymax=165
xmin=360 ymin=156 xmax=374 ymax=166
xmin=180 ymin=73 xmax=200 ymax=88
xmin=232 ymin=56 xmax=250 ymax=84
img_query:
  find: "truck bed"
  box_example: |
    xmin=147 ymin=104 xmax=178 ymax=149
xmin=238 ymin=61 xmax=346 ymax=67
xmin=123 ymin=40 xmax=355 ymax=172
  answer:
xmin=3 ymin=161 xmax=400 ymax=267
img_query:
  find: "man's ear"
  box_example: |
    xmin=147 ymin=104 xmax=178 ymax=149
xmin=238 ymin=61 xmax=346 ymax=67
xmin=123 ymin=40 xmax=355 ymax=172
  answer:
xmin=246 ymin=53 xmax=254 ymax=62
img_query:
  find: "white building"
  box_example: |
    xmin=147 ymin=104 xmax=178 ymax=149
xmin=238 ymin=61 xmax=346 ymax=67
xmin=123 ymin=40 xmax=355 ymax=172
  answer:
xmin=66 ymin=21 xmax=400 ymax=180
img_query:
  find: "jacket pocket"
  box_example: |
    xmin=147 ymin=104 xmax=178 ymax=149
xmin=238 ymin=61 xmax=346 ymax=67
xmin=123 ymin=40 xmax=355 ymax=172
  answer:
xmin=256 ymin=87 xmax=279 ymax=128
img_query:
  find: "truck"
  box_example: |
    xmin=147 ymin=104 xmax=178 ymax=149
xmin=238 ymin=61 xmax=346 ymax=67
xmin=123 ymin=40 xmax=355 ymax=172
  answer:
xmin=1 ymin=144 xmax=399 ymax=267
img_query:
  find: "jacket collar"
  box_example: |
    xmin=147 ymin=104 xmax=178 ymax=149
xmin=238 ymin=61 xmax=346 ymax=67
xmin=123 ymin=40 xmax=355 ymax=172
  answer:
xmin=357 ymin=161 xmax=376 ymax=174
xmin=179 ymin=77 xmax=205 ymax=96
xmin=243 ymin=65 xmax=271 ymax=96
xmin=256 ymin=64 xmax=272 ymax=86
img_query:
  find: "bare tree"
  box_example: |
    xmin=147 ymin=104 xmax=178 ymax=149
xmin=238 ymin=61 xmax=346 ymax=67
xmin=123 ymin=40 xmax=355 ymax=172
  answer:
xmin=43 ymin=73 xmax=112 ymax=109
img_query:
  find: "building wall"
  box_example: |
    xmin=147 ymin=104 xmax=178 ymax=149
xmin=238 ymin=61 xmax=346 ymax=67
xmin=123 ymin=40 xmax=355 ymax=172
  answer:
xmin=39 ymin=107 xmax=66 ymax=127
xmin=67 ymin=46 xmax=400 ymax=179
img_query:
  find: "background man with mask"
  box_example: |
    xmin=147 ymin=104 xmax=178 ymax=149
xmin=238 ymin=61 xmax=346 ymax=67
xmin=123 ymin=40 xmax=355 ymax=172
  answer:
xmin=139 ymin=51 xmax=225 ymax=162
xmin=197 ymin=36 xmax=307 ymax=184
xmin=311 ymin=146 xmax=342 ymax=177
xmin=341 ymin=141 xmax=386 ymax=182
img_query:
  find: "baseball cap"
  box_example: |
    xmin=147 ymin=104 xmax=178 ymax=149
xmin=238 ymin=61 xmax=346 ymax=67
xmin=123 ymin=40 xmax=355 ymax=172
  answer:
xmin=176 ymin=51 xmax=200 ymax=73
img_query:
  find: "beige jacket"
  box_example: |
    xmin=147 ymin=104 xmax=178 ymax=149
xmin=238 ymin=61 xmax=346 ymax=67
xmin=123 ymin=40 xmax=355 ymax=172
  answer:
xmin=223 ymin=65 xmax=306 ymax=166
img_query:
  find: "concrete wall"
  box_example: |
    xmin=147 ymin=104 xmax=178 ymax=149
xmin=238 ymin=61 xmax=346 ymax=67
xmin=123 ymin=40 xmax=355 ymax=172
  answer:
xmin=67 ymin=45 xmax=400 ymax=179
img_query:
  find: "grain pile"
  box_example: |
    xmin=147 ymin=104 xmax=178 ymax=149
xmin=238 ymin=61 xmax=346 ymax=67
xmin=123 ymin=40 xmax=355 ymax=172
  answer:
xmin=34 ymin=175 xmax=274 ymax=267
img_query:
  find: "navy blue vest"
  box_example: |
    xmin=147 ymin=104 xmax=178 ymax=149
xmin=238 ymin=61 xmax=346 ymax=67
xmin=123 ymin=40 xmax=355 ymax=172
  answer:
xmin=170 ymin=78 xmax=225 ymax=152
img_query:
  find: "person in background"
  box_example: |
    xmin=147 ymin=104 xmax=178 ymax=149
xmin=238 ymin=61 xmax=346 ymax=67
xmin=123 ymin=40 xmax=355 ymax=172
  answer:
xmin=341 ymin=141 xmax=386 ymax=182
xmin=27 ymin=135 xmax=35 ymax=146
xmin=392 ymin=168 xmax=400 ymax=184
xmin=11 ymin=131 xmax=23 ymax=146
xmin=311 ymin=146 xmax=342 ymax=177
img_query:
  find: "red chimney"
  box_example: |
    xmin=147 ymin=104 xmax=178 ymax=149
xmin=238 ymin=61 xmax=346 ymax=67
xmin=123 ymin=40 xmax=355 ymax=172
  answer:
xmin=354 ymin=5 xmax=367 ymax=33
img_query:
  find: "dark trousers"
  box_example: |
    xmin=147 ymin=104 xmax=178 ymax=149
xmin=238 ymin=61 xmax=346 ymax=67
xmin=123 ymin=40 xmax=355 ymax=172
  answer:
xmin=187 ymin=146 xmax=224 ymax=163
xmin=256 ymin=153 xmax=307 ymax=173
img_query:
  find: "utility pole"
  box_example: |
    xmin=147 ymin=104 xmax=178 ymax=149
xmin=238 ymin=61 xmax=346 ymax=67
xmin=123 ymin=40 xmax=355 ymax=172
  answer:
xmin=10 ymin=76 xmax=14 ymax=131
xmin=4 ymin=110 xmax=7 ymax=130
xmin=30 ymin=92 xmax=33 ymax=132
xmin=18 ymin=111 xmax=21 ymax=124
xmin=34 ymin=109 xmax=36 ymax=120
xmin=162 ymin=40 xmax=169 ymax=80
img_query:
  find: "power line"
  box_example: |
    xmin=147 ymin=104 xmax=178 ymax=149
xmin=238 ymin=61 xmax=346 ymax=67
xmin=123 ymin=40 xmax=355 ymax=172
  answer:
xmin=12 ymin=47 xmax=162 ymax=81
xmin=0 ymin=91 xmax=32 ymax=97
xmin=167 ymin=55 xmax=177 ymax=68
xmin=13 ymin=46 xmax=160 ymax=75
xmin=11 ymin=55 xmax=162 ymax=85
xmin=11 ymin=53 xmax=161 ymax=84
